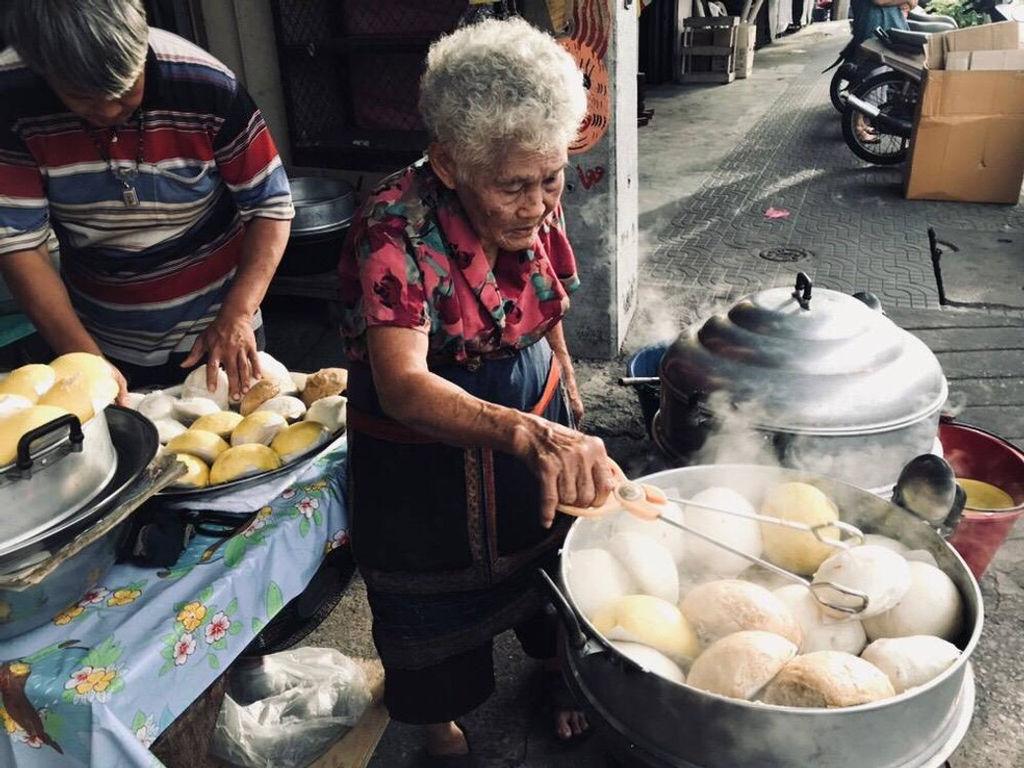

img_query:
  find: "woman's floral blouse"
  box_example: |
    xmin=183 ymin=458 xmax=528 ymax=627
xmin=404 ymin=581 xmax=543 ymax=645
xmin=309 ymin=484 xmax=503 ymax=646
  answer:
xmin=338 ymin=160 xmax=580 ymax=367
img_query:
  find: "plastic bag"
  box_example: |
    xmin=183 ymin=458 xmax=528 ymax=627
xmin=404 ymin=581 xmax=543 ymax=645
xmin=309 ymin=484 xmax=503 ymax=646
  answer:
xmin=210 ymin=647 xmax=372 ymax=768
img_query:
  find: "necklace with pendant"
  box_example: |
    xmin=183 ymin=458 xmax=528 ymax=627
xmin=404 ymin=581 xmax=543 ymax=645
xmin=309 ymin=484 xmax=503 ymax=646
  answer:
xmin=88 ymin=112 xmax=145 ymax=208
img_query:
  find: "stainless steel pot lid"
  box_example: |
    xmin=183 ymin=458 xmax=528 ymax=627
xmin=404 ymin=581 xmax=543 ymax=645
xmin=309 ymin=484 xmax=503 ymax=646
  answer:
xmin=660 ymin=273 xmax=948 ymax=434
xmin=0 ymin=406 xmax=157 ymax=574
xmin=0 ymin=410 xmax=118 ymax=557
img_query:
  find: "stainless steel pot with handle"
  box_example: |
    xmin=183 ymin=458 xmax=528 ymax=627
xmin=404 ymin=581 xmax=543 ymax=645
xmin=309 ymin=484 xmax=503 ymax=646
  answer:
xmin=548 ymin=463 xmax=983 ymax=768
xmin=0 ymin=407 xmax=168 ymax=639
xmin=0 ymin=410 xmax=117 ymax=559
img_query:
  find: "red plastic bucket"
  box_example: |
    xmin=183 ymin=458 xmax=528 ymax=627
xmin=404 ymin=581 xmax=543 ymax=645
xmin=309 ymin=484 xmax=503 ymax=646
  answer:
xmin=940 ymin=421 xmax=1024 ymax=578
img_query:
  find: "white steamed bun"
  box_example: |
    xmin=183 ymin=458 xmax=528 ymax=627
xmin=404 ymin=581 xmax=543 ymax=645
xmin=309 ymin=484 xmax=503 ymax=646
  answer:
xmin=861 ymin=636 xmax=961 ymax=694
xmin=812 ymin=545 xmax=911 ymax=619
xmin=182 ymin=367 xmax=230 ymax=409
xmin=762 ymin=651 xmax=895 ymax=708
xmin=608 ymin=532 xmax=679 ymax=605
xmin=681 ymin=486 xmax=762 ymax=578
xmin=773 ymin=584 xmax=866 ymax=655
xmin=609 ymin=498 xmax=687 ymax=563
xmin=687 ymin=630 xmax=797 ymax=700
xmin=566 ymin=548 xmax=634 ymax=619
xmin=862 ymin=561 xmax=964 ymax=642
xmin=680 ymin=579 xmax=802 ymax=647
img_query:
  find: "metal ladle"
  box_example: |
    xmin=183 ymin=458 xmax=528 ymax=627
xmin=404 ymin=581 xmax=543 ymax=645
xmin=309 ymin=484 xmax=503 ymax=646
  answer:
xmin=558 ymin=468 xmax=871 ymax=616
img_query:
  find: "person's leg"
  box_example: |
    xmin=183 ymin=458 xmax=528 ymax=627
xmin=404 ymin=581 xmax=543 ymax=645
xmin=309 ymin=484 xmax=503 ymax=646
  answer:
xmin=513 ymin=607 xmax=589 ymax=740
xmin=381 ymin=640 xmax=496 ymax=758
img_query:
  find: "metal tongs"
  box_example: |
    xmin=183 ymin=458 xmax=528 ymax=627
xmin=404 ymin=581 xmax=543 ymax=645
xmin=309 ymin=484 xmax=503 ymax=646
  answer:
xmin=558 ymin=464 xmax=871 ymax=616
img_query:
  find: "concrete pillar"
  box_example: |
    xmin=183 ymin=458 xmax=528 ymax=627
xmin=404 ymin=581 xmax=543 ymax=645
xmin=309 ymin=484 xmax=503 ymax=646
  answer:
xmin=559 ymin=0 xmax=640 ymax=360
xmin=199 ymin=0 xmax=292 ymax=164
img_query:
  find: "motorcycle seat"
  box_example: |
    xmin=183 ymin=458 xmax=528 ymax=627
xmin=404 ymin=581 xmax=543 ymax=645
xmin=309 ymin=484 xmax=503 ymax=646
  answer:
xmin=908 ymin=6 xmax=957 ymax=26
xmin=874 ymin=26 xmax=929 ymax=55
xmin=906 ymin=18 xmax=958 ymax=32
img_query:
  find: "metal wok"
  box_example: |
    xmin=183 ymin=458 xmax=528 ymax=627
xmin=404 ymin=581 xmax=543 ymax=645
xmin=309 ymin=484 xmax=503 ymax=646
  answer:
xmin=546 ymin=464 xmax=983 ymax=768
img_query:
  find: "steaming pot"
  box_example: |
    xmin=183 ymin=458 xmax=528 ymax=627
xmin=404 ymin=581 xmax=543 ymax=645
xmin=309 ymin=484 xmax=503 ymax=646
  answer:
xmin=546 ymin=463 xmax=982 ymax=768
xmin=654 ymin=274 xmax=948 ymax=491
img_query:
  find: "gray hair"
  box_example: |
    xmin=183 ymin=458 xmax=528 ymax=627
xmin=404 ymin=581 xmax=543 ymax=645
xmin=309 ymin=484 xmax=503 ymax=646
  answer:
xmin=419 ymin=17 xmax=587 ymax=177
xmin=3 ymin=0 xmax=148 ymax=97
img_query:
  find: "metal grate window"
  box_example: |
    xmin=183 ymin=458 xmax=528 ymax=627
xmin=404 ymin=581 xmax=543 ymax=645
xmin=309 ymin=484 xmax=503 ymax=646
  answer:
xmin=271 ymin=0 xmax=466 ymax=170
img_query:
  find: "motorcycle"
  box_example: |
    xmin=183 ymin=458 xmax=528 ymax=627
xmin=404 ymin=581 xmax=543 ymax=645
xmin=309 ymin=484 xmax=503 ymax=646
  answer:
xmin=828 ymin=5 xmax=956 ymax=113
xmin=839 ymin=0 xmax=1017 ymax=165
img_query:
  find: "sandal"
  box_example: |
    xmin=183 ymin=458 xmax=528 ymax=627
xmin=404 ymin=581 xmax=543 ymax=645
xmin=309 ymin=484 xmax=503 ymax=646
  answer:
xmin=419 ymin=721 xmax=479 ymax=768
xmin=543 ymin=669 xmax=593 ymax=744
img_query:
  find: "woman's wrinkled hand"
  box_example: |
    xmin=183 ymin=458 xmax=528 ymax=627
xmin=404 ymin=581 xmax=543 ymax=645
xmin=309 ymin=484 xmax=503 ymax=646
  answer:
xmin=517 ymin=416 xmax=615 ymax=528
xmin=180 ymin=312 xmax=261 ymax=401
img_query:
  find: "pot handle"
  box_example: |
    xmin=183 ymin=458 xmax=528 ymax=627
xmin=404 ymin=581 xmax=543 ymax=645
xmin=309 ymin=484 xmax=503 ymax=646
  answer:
xmin=16 ymin=414 xmax=84 ymax=473
xmin=537 ymin=568 xmax=588 ymax=651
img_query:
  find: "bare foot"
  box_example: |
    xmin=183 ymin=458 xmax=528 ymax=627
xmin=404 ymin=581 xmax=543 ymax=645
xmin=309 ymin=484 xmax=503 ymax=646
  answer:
xmin=554 ymin=708 xmax=589 ymax=740
xmin=425 ymin=721 xmax=469 ymax=756
xmin=544 ymin=658 xmax=590 ymax=740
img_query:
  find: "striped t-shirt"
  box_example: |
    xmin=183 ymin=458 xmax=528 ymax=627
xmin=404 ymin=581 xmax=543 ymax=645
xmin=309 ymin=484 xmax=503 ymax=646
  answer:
xmin=0 ymin=28 xmax=294 ymax=365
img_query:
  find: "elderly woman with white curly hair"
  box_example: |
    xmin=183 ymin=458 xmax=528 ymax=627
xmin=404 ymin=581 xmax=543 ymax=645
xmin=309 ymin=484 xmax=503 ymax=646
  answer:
xmin=338 ymin=17 xmax=611 ymax=764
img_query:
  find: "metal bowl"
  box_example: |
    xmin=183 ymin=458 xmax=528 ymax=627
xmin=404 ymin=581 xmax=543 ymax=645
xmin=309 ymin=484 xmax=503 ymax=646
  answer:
xmin=549 ymin=464 xmax=983 ymax=768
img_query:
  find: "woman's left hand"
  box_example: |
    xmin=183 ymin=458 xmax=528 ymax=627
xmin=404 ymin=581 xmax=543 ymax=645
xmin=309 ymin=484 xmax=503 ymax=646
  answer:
xmin=567 ymin=382 xmax=585 ymax=427
xmin=180 ymin=311 xmax=261 ymax=401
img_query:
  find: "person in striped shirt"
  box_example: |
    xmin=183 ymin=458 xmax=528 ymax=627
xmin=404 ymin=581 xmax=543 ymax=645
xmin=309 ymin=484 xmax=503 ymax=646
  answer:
xmin=0 ymin=0 xmax=294 ymax=400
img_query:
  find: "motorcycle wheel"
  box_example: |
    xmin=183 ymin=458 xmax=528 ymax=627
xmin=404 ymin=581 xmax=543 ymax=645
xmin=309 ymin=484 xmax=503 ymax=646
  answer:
xmin=841 ymin=70 xmax=918 ymax=166
xmin=830 ymin=64 xmax=854 ymax=112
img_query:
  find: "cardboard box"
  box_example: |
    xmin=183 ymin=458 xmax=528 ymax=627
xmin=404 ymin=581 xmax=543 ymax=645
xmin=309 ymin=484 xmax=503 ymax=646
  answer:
xmin=907 ymin=20 xmax=1024 ymax=203
xmin=944 ymin=48 xmax=1024 ymax=70
xmin=905 ymin=70 xmax=1024 ymax=203
xmin=925 ymin=21 xmax=1024 ymax=69
xmin=735 ymin=22 xmax=756 ymax=79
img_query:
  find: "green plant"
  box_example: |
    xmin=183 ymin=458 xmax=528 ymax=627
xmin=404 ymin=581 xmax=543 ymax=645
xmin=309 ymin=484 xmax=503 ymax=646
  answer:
xmin=924 ymin=0 xmax=986 ymax=27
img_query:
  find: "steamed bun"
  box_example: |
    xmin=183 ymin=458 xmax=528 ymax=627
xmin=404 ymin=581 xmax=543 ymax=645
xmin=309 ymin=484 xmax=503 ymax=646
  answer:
xmin=154 ymin=418 xmax=187 ymax=445
xmin=592 ymin=595 xmax=700 ymax=665
xmin=861 ymin=636 xmax=961 ymax=694
xmin=173 ymin=397 xmax=222 ymax=425
xmin=567 ymin=548 xmax=634 ymax=619
xmin=0 ymin=364 xmax=55 ymax=402
xmin=680 ymin=579 xmax=802 ymax=647
xmin=861 ymin=534 xmax=909 ymax=554
xmin=608 ymin=532 xmax=679 ymax=604
xmin=182 ymin=366 xmax=230 ymax=409
xmin=609 ymin=500 xmax=687 ymax=563
xmin=812 ymin=545 xmax=911 ymax=619
xmin=171 ymin=453 xmax=209 ymax=489
xmin=761 ymin=482 xmax=841 ymax=575
xmin=610 ymin=641 xmax=686 ymax=686
xmin=138 ymin=391 xmax=176 ymax=421
xmin=687 ymin=630 xmax=797 ymax=700
xmin=0 ymin=394 xmax=32 ymax=420
xmin=681 ymin=486 xmax=762 ymax=578
xmin=304 ymin=395 xmax=346 ymax=432
xmin=862 ymin=561 xmax=964 ymax=642
xmin=761 ymin=651 xmax=895 ymax=708
xmin=773 ymin=584 xmax=866 ymax=655
xmin=256 ymin=352 xmax=296 ymax=394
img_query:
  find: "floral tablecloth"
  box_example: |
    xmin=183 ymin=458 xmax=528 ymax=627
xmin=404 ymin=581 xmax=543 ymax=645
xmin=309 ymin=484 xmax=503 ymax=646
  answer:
xmin=0 ymin=438 xmax=349 ymax=768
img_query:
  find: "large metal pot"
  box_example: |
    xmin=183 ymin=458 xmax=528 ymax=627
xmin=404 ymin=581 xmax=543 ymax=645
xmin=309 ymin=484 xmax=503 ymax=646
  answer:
xmin=0 ymin=409 xmax=118 ymax=559
xmin=277 ymin=177 xmax=356 ymax=276
xmin=654 ymin=274 xmax=948 ymax=491
xmin=549 ymin=463 xmax=983 ymax=768
xmin=0 ymin=407 xmax=163 ymax=639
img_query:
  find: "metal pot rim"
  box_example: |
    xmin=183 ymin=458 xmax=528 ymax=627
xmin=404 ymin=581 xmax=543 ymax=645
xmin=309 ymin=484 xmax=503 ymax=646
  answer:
xmin=681 ymin=377 xmax=949 ymax=436
xmin=559 ymin=463 xmax=984 ymax=716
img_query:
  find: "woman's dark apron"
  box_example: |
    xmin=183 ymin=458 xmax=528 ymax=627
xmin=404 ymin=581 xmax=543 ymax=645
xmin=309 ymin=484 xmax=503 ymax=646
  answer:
xmin=346 ymin=339 xmax=572 ymax=670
